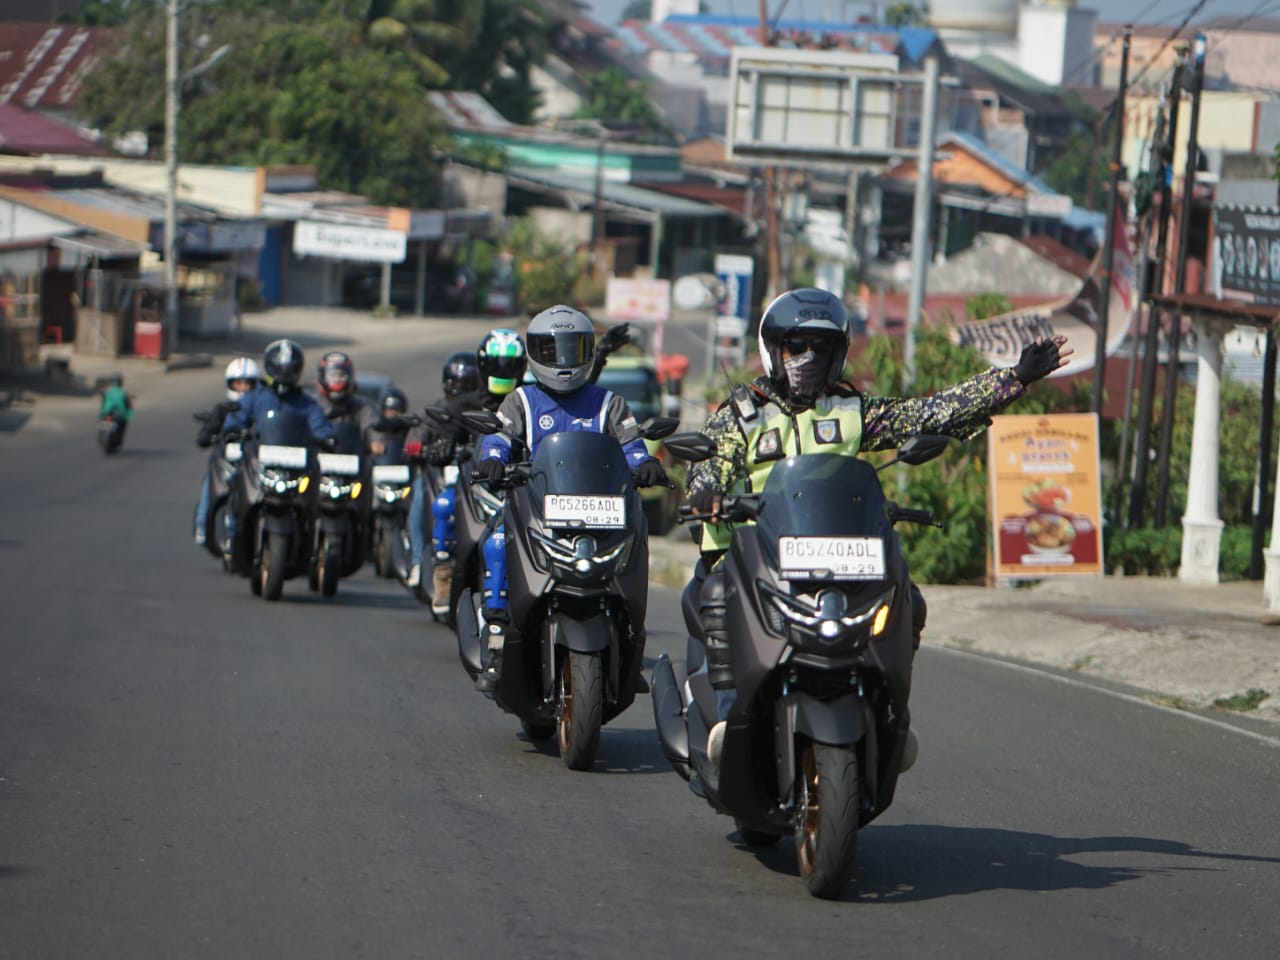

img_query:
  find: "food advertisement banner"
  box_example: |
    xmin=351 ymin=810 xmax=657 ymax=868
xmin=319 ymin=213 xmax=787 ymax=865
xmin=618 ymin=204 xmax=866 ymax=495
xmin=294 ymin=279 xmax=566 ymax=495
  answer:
xmin=989 ymin=413 xmax=1103 ymax=579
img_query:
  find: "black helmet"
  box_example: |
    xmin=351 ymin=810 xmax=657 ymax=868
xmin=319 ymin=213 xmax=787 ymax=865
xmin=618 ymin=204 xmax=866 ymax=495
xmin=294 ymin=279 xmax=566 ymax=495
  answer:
xmin=757 ymin=287 xmax=851 ymax=404
xmin=318 ymin=351 xmax=355 ymax=400
xmin=262 ymin=339 xmax=305 ymax=395
xmin=442 ymin=351 xmax=480 ymax=399
xmin=476 ymin=328 xmax=527 ymax=396
xmin=381 ymin=386 xmax=408 ymax=415
xmin=525 ymin=307 xmax=593 ymax=395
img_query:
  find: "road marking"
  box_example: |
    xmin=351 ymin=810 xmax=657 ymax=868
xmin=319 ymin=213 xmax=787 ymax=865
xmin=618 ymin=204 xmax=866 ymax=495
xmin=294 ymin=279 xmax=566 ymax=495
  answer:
xmin=933 ymin=644 xmax=1280 ymax=750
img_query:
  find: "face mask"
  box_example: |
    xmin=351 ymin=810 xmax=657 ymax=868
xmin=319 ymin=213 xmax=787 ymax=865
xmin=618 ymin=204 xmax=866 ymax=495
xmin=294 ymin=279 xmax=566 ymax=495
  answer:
xmin=782 ymin=350 xmax=826 ymax=401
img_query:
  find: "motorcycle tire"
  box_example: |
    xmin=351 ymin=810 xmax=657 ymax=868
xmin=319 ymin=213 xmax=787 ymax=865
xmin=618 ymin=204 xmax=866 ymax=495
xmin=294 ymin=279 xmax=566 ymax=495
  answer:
xmin=376 ymin=530 xmax=394 ymax=579
xmin=795 ymin=741 xmax=860 ymax=900
xmin=557 ymin=649 xmax=603 ymax=771
xmin=261 ymin=532 xmax=289 ymax=602
xmin=320 ymin=538 xmax=341 ymax=597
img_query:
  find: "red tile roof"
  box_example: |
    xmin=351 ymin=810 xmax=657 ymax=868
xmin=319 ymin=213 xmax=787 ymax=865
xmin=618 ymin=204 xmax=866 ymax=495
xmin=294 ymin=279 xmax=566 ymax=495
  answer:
xmin=0 ymin=23 xmax=117 ymax=111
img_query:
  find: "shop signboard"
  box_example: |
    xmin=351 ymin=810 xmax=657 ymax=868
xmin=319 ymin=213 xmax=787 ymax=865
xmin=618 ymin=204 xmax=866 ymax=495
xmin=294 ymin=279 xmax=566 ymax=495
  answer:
xmin=989 ymin=413 xmax=1104 ymax=579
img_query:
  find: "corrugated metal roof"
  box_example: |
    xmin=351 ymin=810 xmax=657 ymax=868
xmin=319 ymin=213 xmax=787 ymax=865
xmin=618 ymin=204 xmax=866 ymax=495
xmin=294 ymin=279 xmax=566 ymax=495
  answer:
xmin=0 ymin=102 xmax=107 ymax=155
xmin=941 ymin=131 xmax=1058 ymax=196
xmin=51 ymin=230 xmax=148 ymax=258
xmin=506 ymin=165 xmax=725 ymax=219
xmin=0 ymin=24 xmax=117 ymax=110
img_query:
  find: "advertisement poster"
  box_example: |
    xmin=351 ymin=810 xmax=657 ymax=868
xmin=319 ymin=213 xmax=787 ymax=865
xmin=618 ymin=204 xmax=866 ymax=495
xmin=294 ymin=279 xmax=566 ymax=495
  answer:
xmin=1212 ymin=205 xmax=1280 ymax=308
xmin=989 ymin=413 xmax=1104 ymax=579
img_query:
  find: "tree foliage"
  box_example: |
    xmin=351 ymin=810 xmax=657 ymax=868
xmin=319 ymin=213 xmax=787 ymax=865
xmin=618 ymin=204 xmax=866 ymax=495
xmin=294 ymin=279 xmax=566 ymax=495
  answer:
xmin=573 ymin=67 xmax=670 ymax=143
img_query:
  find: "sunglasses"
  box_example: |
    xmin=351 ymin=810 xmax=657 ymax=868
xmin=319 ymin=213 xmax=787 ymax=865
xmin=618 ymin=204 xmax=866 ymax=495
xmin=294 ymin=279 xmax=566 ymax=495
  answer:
xmin=782 ymin=334 xmax=832 ymax=354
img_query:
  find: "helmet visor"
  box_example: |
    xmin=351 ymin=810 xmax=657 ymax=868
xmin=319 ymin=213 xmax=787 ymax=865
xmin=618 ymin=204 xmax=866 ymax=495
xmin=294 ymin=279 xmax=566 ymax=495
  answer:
xmin=528 ymin=331 xmax=593 ymax=369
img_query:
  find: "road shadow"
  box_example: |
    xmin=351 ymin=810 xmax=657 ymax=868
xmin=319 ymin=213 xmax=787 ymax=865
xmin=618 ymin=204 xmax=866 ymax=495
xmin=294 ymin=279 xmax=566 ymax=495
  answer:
xmin=737 ymin=823 xmax=1280 ymax=903
xmin=0 ymin=409 xmax=31 ymax=432
xmin=517 ymin=721 xmax=674 ymax=775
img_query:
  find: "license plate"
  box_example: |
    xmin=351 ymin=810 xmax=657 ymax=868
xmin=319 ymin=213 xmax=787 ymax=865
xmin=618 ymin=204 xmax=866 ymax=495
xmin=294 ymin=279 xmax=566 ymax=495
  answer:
xmin=372 ymin=464 xmax=410 ymax=484
xmin=258 ymin=444 xmax=307 ymax=469
xmin=318 ymin=452 xmax=361 ymax=476
xmin=778 ymin=536 xmax=886 ymax=580
xmin=543 ymin=494 xmax=625 ymax=529
xmin=443 ymin=465 xmax=460 ymax=485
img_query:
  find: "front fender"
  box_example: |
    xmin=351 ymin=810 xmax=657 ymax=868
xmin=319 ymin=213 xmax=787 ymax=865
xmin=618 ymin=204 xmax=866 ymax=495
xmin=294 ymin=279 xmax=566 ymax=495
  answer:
xmin=774 ymin=691 xmax=868 ymax=803
xmin=544 ymin=612 xmax=616 ymax=702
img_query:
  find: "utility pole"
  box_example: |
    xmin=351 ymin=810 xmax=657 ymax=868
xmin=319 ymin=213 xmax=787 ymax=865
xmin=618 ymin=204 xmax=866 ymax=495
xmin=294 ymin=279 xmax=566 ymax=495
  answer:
xmin=164 ymin=0 xmax=179 ymax=357
xmin=1154 ymin=33 xmax=1207 ymax=528
xmin=1128 ymin=51 xmax=1185 ymax=530
xmin=759 ymin=0 xmax=780 ymax=302
xmin=591 ymin=129 xmax=607 ymax=281
xmin=1092 ymin=26 xmax=1131 ymax=415
xmin=904 ymin=55 xmax=940 ymax=388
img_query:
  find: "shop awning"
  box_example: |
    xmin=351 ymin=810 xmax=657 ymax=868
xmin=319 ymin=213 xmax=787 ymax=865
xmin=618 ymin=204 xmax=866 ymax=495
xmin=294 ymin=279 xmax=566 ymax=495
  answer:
xmin=51 ymin=231 xmax=149 ymax=259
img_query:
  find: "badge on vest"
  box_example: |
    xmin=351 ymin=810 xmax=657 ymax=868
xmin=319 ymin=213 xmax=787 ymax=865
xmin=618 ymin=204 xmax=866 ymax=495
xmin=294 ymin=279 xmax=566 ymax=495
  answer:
xmin=755 ymin=427 xmax=784 ymax=461
xmin=813 ymin=419 xmax=842 ymax=444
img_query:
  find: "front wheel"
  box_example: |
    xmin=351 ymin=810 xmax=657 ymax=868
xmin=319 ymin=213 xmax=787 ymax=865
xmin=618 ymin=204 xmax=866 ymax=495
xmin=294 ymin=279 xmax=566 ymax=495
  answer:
xmin=557 ymin=650 xmax=602 ymax=771
xmin=795 ymin=741 xmax=860 ymax=900
xmin=261 ymin=531 xmax=289 ymax=602
xmin=319 ymin=536 xmax=341 ymax=597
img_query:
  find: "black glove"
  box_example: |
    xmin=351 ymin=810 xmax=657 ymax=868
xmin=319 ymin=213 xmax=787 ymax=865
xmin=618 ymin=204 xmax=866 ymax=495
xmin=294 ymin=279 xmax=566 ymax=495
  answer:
xmin=1013 ymin=337 xmax=1063 ymax=385
xmin=425 ymin=435 xmax=455 ymax=467
xmin=633 ymin=459 xmax=669 ymax=488
xmin=688 ymin=485 xmax=720 ymax=516
xmin=597 ymin=322 xmax=631 ymax=357
xmin=319 ymin=436 xmax=338 ymax=452
xmin=476 ymin=458 xmax=505 ymax=487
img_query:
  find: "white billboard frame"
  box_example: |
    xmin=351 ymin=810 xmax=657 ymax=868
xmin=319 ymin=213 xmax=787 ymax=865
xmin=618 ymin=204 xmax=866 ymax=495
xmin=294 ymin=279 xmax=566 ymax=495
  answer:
xmin=726 ymin=47 xmax=926 ymax=170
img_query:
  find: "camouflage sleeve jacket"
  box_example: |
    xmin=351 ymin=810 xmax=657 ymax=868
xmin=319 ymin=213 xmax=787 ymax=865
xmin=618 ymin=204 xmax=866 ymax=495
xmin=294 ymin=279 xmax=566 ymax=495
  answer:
xmin=686 ymin=367 xmax=1026 ymax=500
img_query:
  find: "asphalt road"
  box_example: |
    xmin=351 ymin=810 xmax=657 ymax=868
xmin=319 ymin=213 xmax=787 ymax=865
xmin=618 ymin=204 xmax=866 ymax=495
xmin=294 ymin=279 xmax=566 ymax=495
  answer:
xmin=2 ymin=319 xmax=1278 ymax=959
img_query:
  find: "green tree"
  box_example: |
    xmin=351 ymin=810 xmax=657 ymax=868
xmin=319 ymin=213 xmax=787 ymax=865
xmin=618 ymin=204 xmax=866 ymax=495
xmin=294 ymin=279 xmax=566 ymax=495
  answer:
xmin=1040 ymin=128 xmax=1113 ymax=210
xmin=574 ymin=67 xmax=669 ymax=143
xmin=882 ymin=3 xmax=929 ymax=27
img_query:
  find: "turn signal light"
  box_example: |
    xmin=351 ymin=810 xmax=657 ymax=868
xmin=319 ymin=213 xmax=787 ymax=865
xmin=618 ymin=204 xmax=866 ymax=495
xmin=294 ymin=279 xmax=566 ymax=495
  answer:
xmin=871 ymin=603 xmax=891 ymax=636
xmin=351 ymin=481 xmax=363 ymax=500
xmin=298 ymin=476 xmax=310 ymax=494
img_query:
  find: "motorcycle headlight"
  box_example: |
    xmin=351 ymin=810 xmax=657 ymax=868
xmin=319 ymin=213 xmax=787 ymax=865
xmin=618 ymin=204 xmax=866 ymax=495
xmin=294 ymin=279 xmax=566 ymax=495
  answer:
xmin=759 ymin=581 xmax=897 ymax=651
xmin=529 ymin=530 xmax=633 ymax=581
xmin=257 ymin=466 xmax=303 ymax=495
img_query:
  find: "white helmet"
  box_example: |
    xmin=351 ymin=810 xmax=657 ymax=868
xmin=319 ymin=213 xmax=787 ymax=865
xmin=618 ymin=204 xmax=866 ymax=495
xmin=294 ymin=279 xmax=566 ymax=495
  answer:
xmin=526 ymin=304 xmax=595 ymax=395
xmin=224 ymin=356 xmax=261 ymax=401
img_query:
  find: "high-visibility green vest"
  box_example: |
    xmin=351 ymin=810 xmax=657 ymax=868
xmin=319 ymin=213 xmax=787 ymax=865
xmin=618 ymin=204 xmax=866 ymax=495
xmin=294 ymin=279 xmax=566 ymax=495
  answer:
xmin=701 ymin=392 xmax=864 ymax=551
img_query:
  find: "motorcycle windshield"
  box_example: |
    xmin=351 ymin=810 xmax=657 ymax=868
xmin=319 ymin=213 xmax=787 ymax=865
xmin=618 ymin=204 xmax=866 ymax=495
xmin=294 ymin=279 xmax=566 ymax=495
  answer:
xmin=529 ymin=432 xmax=631 ymax=498
xmin=255 ymin=404 xmax=314 ymax=447
xmin=754 ymin=455 xmax=892 ymax=580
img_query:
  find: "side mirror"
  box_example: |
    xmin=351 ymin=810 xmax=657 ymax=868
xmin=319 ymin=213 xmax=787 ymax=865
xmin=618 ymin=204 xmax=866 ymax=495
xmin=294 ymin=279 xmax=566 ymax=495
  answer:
xmin=194 ymin=411 xmax=210 ymax=422
xmin=460 ymin=409 xmax=502 ymax=435
xmin=663 ymin=431 xmax=716 ymax=463
xmin=421 ymin=403 xmax=452 ymax=427
xmin=879 ymin=434 xmax=951 ymax=470
xmin=640 ymin=416 xmax=680 ymax=441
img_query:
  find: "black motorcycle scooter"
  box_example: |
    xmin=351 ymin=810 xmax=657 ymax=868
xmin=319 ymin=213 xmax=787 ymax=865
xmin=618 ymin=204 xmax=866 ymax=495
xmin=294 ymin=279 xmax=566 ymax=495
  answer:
xmin=192 ymin=407 xmax=243 ymax=563
xmin=308 ymin=419 xmax=371 ymax=597
xmin=650 ymin=431 xmax=948 ymax=898
xmin=455 ymin=410 xmax=678 ymax=770
xmin=225 ymin=406 xmax=320 ymax=601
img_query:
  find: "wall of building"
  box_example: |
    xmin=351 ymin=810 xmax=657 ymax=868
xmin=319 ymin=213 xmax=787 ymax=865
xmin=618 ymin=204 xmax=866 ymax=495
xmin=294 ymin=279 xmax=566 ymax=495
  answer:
xmin=1016 ymin=5 xmax=1096 ymax=87
xmin=0 ymin=197 xmax=74 ymax=241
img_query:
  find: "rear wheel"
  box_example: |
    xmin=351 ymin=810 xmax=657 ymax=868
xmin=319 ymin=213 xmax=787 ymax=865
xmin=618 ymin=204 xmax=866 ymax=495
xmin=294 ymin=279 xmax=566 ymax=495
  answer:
xmin=521 ymin=719 xmax=556 ymax=741
xmin=261 ymin=532 xmax=289 ymax=602
xmin=558 ymin=649 xmax=603 ymax=771
xmin=795 ymin=741 xmax=860 ymax=900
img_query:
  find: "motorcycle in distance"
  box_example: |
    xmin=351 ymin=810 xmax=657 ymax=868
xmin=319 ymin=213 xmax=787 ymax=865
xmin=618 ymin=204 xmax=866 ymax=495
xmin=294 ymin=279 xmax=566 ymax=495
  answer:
xmin=456 ymin=409 xmax=679 ymax=770
xmin=650 ymin=431 xmax=949 ymax=899
xmin=369 ymin=417 xmax=421 ymax=582
xmin=225 ymin=405 xmax=320 ymax=602
xmin=308 ymin=418 xmax=371 ymax=597
xmin=98 ymin=413 xmax=125 ymax=454
xmin=192 ymin=405 xmax=244 ymax=563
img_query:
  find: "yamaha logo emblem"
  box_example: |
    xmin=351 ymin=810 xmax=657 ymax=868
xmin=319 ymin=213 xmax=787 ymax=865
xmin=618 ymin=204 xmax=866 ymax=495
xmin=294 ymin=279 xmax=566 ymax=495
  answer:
xmin=539 ymin=414 xmax=555 ymax=430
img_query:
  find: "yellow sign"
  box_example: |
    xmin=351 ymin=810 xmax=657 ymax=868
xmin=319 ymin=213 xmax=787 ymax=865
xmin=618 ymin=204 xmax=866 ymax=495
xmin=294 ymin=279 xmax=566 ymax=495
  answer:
xmin=989 ymin=413 xmax=1104 ymax=579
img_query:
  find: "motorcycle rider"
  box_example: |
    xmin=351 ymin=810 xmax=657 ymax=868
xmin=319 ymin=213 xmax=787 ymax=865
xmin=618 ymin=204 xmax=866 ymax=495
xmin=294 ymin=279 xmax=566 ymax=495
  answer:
xmin=315 ymin=351 xmax=378 ymax=439
xmin=221 ymin=339 xmax=337 ymax=541
xmin=193 ymin=356 xmax=260 ymax=545
xmin=685 ymin=287 xmax=1071 ymax=772
xmin=98 ymin=373 xmax=133 ymax=442
xmin=366 ymin=386 xmax=414 ymax=458
xmin=471 ymin=306 xmax=668 ymax=693
xmin=407 ymin=332 xmax=528 ymax=610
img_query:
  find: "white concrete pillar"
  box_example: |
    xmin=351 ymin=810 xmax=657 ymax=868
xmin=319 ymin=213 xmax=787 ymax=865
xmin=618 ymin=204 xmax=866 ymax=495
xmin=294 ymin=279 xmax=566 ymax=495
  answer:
xmin=1180 ymin=318 xmax=1225 ymax=583
xmin=1265 ymin=411 xmax=1280 ymax=609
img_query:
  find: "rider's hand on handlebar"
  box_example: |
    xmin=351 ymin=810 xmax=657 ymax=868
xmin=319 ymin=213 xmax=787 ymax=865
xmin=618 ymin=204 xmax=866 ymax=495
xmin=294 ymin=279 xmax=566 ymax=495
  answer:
xmin=476 ymin=458 xmax=505 ymax=487
xmin=633 ymin=459 xmax=670 ymax=488
xmin=688 ymin=486 xmax=722 ymax=518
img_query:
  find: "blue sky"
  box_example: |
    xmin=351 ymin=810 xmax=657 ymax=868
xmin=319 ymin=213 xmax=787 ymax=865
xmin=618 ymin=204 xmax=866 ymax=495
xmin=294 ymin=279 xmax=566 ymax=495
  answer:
xmin=583 ymin=0 xmax=1279 ymax=28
